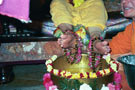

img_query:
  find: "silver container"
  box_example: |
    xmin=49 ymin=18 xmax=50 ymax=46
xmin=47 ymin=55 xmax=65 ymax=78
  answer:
xmin=117 ymin=55 xmax=135 ymax=90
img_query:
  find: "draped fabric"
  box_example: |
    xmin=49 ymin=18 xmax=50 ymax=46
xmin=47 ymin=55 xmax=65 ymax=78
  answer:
xmin=0 ymin=0 xmax=30 ymax=22
xmin=110 ymin=21 xmax=135 ymax=54
xmin=50 ymin=0 xmax=108 ymax=30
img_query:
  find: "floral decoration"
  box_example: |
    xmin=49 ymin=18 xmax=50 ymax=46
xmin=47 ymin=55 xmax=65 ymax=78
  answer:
xmin=45 ymin=54 xmax=119 ymax=79
xmin=43 ymin=73 xmax=58 ymax=90
xmin=101 ymin=84 xmax=109 ymax=90
xmin=79 ymin=83 xmax=92 ymax=90
xmin=107 ymin=72 xmax=122 ymax=90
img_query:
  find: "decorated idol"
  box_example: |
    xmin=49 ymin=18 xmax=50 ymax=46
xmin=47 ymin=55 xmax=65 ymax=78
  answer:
xmin=43 ymin=0 xmax=122 ymax=90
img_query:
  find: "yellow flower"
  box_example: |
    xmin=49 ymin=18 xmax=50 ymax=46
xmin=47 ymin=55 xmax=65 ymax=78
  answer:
xmin=71 ymin=73 xmax=80 ymax=79
xmin=99 ymin=70 xmax=104 ymax=76
xmin=45 ymin=60 xmax=52 ymax=65
xmin=104 ymin=69 xmax=110 ymax=74
xmin=47 ymin=65 xmax=53 ymax=72
xmin=60 ymin=71 xmax=66 ymax=77
xmin=82 ymin=72 xmax=88 ymax=78
xmin=93 ymin=73 xmax=97 ymax=78
xmin=103 ymin=54 xmax=111 ymax=63
xmin=90 ymin=72 xmax=97 ymax=78
xmin=110 ymin=62 xmax=117 ymax=72
xmin=51 ymin=55 xmax=57 ymax=61
xmin=53 ymin=69 xmax=59 ymax=75
xmin=65 ymin=72 xmax=72 ymax=77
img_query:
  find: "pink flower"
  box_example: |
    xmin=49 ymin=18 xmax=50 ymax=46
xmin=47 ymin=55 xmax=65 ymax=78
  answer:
xmin=43 ymin=73 xmax=52 ymax=84
xmin=107 ymin=83 xmax=115 ymax=90
xmin=113 ymin=72 xmax=122 ymax=84
xmin=115 ymin=84 xmax=122 ymax=90
xmin=45 ymin=81 xmax=54 ymax=90
xmin=66 ymin=52 xmax=70 ymax=56
xmin=49 ymin=85 xmax=58 ymax=90
xmin=43 ymin=73 xmax=54 ymax=90
xmin=107 ymin=83 xmax=122 ymax=90
xmin=107 ymin=72 xmax=122 ymax=90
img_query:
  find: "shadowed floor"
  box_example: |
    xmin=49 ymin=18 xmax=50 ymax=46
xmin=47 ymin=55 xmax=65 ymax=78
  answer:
xmin=0 ymin=64 xmax=131 ymax=90
xmin=0 ymin=64 xmax=47 ymax=90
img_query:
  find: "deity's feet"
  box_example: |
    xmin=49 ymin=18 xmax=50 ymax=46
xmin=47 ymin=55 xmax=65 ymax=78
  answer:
xmin=57 ymin=33 xmax=76 ymax=49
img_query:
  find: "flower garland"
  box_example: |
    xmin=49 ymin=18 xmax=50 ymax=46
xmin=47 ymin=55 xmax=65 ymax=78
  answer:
xmin=43 ymin=72 xmax=122 ymax=90
xmin=64 ymin=31 xmax=83 ymax=63
xmin=45 ymin=54 xmax=119 ymax=79
xmin=108 ymin=72 xmax=122 ymax=90
xmin=87 ymin=38 xmax=101 ymax=69
xmin=52 ymin=26 xmax=119 ymax=79
xmin=63 ymin=30 xmax=102 ymax=69
xmin=43 ymin=73 xmax=120 ymax=90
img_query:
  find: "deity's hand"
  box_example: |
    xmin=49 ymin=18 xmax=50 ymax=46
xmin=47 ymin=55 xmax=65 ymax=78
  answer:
xmin=90 ymin=31 xmax=102 ymax=39
xmin=87 ymin=27 xmax=102 ymax=39
xmin=58 ymin=23 xmax=73 ymax=33
xmin=57 ymin=32 xmax=76 ymax=49
xmin=93 ymin=40 xmax=110 ymax=55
